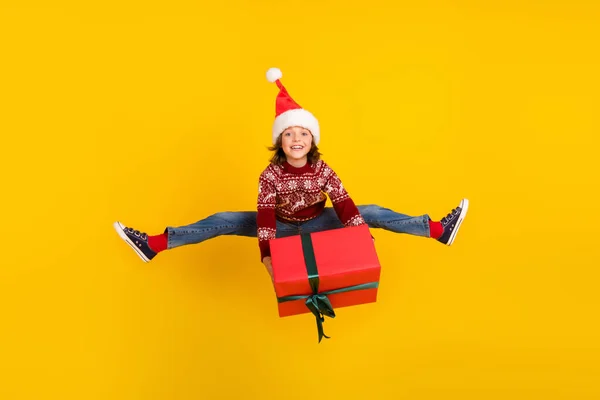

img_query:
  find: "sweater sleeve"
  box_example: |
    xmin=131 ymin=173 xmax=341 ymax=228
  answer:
xmin=257 ymin=168 xmax=277 ymax=261
xmin=321 ymin=161 xmax=365 ymax=227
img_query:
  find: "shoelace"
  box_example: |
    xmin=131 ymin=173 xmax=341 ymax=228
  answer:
xmin=441 ymin=207 xmax=461 ymax=225
xmin=125 ymin=227 xmax=148 ymax=241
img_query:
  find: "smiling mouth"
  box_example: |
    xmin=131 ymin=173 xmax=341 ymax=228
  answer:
xmin=291 ymin=146 xmax=304 ymax=150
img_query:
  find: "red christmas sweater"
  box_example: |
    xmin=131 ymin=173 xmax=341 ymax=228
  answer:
xmin=256 ymin=159 xmax=365 ymax=260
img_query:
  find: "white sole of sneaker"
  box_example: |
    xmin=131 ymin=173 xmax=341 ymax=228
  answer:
xmin=113 ymin=221 xmax=151 ymax=262
xmin=446 ymin=198 xmax=469 ymax=246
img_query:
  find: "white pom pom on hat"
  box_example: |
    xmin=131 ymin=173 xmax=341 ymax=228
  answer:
xmin=266 ymin=67 xmax=320 ymax=145
xmin=266 ymin=67 xmax=282 ymax=83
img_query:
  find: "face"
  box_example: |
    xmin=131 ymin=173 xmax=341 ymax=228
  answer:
xmin=280 ymin=126 xmax=313 ymax=165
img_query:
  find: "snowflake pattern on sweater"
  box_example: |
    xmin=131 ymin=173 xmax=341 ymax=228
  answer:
xmin=256 ymin=160 xmax=365 ymax=260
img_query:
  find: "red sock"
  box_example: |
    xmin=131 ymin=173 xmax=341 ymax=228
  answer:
xmin=148 ymin=233 xmax=168 ymax=253
xmin=429 ymin=219 xmax=443 ymax=239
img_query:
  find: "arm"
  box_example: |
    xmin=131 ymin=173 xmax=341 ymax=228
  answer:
xmin=257 ymin=169 xmax=278 ymax=264
xmin=322 ymin=162 xmax=366 ymax=227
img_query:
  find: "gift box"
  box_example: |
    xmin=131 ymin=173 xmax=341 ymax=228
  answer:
xmin=269 ymin=224 xmax=381 ymax=342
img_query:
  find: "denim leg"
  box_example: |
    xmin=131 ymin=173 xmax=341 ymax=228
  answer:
xmin=298 ymin=205 xmax=430 ymax=237
xmin=298 ymin=208 xmax=345 ymax=234
xmin=357 ymin=204 xmax=431 ymax=237
xmin=165 ymin=211 xmax=301 ymax=249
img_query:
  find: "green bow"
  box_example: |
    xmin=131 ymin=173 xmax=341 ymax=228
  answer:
xmin=276 ymin=232 xmax=378 ymax=343
xmin=307 ymin=294 xmax=335 ymax=342
xmin=278 ymin=282 xmax=379 ymax=342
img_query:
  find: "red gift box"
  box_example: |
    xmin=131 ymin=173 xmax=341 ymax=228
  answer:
xmin=269 ymin=224 xmax=381 ymax=341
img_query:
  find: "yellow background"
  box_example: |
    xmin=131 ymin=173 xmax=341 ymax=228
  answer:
xmin=1 ymin=1 xmax=599 ymax=399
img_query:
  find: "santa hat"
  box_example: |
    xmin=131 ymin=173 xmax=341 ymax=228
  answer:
xmin=266 ymin=67 xmax=320 ymax=145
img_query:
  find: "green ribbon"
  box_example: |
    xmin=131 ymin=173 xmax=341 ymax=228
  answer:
xmin=277 ymin=232 xmax=379 ymax=343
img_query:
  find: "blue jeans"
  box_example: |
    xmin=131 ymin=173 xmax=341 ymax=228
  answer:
xmin=165 ymin=205 xmax=431 ymax=250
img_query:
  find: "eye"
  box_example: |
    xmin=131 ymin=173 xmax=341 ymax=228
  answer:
xmin=284 ymin=132 xmax=291 ymax=136
xmin=302 ymin=131 xmax=309 ymax=136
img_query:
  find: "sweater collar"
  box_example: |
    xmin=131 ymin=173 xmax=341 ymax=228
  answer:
xmin=282 ymin=160 xmax=313 ymax=174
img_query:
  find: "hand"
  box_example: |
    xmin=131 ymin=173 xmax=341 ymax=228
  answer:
xmin=262 ymin=256 xmax=274 ymax=281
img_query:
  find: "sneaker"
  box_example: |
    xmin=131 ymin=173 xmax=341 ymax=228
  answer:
xmin=437 ymin=198 xmax=469 ymax=246
xmin=113 ymin=221 xmax=157 ymax=262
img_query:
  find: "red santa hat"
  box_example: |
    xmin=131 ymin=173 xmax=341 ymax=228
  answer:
xmin=266 ymin=67 xmax=320 ymax=145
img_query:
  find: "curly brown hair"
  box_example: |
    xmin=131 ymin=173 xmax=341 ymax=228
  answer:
xmin=268 ymin=133 xmax=322 ymax=165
